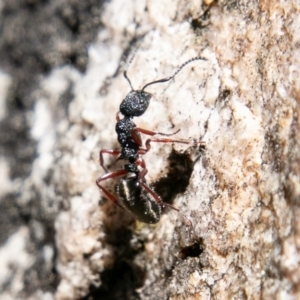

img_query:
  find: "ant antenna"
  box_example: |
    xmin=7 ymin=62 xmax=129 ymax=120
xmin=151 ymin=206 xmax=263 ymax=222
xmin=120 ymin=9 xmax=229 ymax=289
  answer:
xmin=124 ymin=71 xmax=134 ymax=90
xmin=141 ymin=56 xmax=207 ymax=91
xmin=123 ymin=46 xmax=140 ymax=91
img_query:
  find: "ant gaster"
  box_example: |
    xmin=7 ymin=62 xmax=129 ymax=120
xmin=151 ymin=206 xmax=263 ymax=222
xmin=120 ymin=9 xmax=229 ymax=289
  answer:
xmin=96 ymin=56 xmax=206 ymax=224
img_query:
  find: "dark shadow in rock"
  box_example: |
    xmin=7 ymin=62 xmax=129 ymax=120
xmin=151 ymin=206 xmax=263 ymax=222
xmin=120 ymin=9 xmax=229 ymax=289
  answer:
xmin=179 ymin=238 xmax=205 ymax=260
xmin=153 ymin=147 xmax=202 ymax=205
xmin=87 ymin=260 xmax=144 ymax=300
xmin=85 ymin=200 xmax=146 ymax=300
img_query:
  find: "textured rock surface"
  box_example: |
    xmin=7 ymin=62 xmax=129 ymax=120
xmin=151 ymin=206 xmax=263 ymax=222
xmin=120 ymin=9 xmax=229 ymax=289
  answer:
xmin=0 ymin=0 xmax=299 ymax=299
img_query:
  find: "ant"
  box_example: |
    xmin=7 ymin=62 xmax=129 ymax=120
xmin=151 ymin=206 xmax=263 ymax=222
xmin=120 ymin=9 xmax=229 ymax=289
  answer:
xmin=96 ymin=56 xmax=206 ymax=224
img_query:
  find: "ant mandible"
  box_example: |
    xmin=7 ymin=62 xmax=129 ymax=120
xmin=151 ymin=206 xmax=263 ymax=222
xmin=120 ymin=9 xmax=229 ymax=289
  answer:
xmin=96 ymin=56 xmax=206 ymax=224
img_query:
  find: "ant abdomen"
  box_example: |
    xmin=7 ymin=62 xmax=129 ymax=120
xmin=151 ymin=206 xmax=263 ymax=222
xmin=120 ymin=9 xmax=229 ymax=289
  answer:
xmin=115 ymin=178 xmax=162 ymax=224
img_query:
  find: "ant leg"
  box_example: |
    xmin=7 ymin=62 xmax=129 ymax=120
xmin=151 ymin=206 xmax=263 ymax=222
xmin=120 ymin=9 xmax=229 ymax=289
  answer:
xmin=96 ymin=169 xmax=128 ymax=208
xmin=131 ymin=127 xmax=182 ymax=150
xmin=137 ymin=161 xmax=177 ymax=209
xmin=137 ymin=160 xmax=193 ymax=227
xmin=132 ymin=127 xmax=185 ymax=154
xmin=134 ymin=157 xmax=147 ymax=180
xmin=139 ymin=180 xmax=193 ymax=227
xmin=99 ymin=149 xmax=121 ymax=173
xmin=137 ymin=163 xmax=163 ymax=205
xmin=133 ymin=127 xmax=180 ymax=138
xmin=139 ymin=138 xmax=205 ymax=154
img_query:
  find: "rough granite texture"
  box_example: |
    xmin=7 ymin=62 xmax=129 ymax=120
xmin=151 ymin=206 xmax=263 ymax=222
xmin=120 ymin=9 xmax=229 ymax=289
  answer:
xmin=0 ymin=0 xmax=299 ymax=300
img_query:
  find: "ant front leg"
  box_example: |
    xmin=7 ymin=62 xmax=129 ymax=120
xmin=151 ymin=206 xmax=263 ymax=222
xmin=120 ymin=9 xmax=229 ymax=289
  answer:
xmin=96 ymin=169 xmax=128 ymax=208
xmin=99 ymin=149 xmax=121 ymax=173
xmin=139 ymin=138 xmax=205 ymax=155
xmin=130 ymin=127 xmax=181 ymax=149
xmin=132 ymin=127 xmax=205 ymax=154
xmin=131 ymin=127 xmax=181 ymax=154
xmin=132 ymin=127 xmax=180 ymax=139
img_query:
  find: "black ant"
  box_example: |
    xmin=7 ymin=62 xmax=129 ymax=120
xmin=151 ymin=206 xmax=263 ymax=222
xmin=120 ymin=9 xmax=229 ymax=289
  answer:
xmin=96 ymin=56 xmax=206 ymax=224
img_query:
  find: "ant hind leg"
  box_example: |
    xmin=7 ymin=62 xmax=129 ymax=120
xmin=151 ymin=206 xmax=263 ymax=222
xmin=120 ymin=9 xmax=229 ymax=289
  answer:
xmin=96 ymin=169 xmax=128 ymax=209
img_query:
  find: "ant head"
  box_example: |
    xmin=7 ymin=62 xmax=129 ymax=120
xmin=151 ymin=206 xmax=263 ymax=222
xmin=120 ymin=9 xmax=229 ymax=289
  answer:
xmin=120 ymin=56 xmax=207 ymax=117
xmin=120 ymin=90 xmax=151 ymax=117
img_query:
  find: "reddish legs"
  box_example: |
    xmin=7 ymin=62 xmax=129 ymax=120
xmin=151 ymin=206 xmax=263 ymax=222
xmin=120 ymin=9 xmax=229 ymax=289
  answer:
xmin=96 ymin=158 xmax=174 ymax=213
xmin=99 ymin=149 xmax=121 ymax=173
xmin=100 ymin=131 xmax=205 ymax=172
xmin=96 ymin=169 xmax=128 ymax=208
xmin=132 ymin=126 xmax=204 ymax=154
